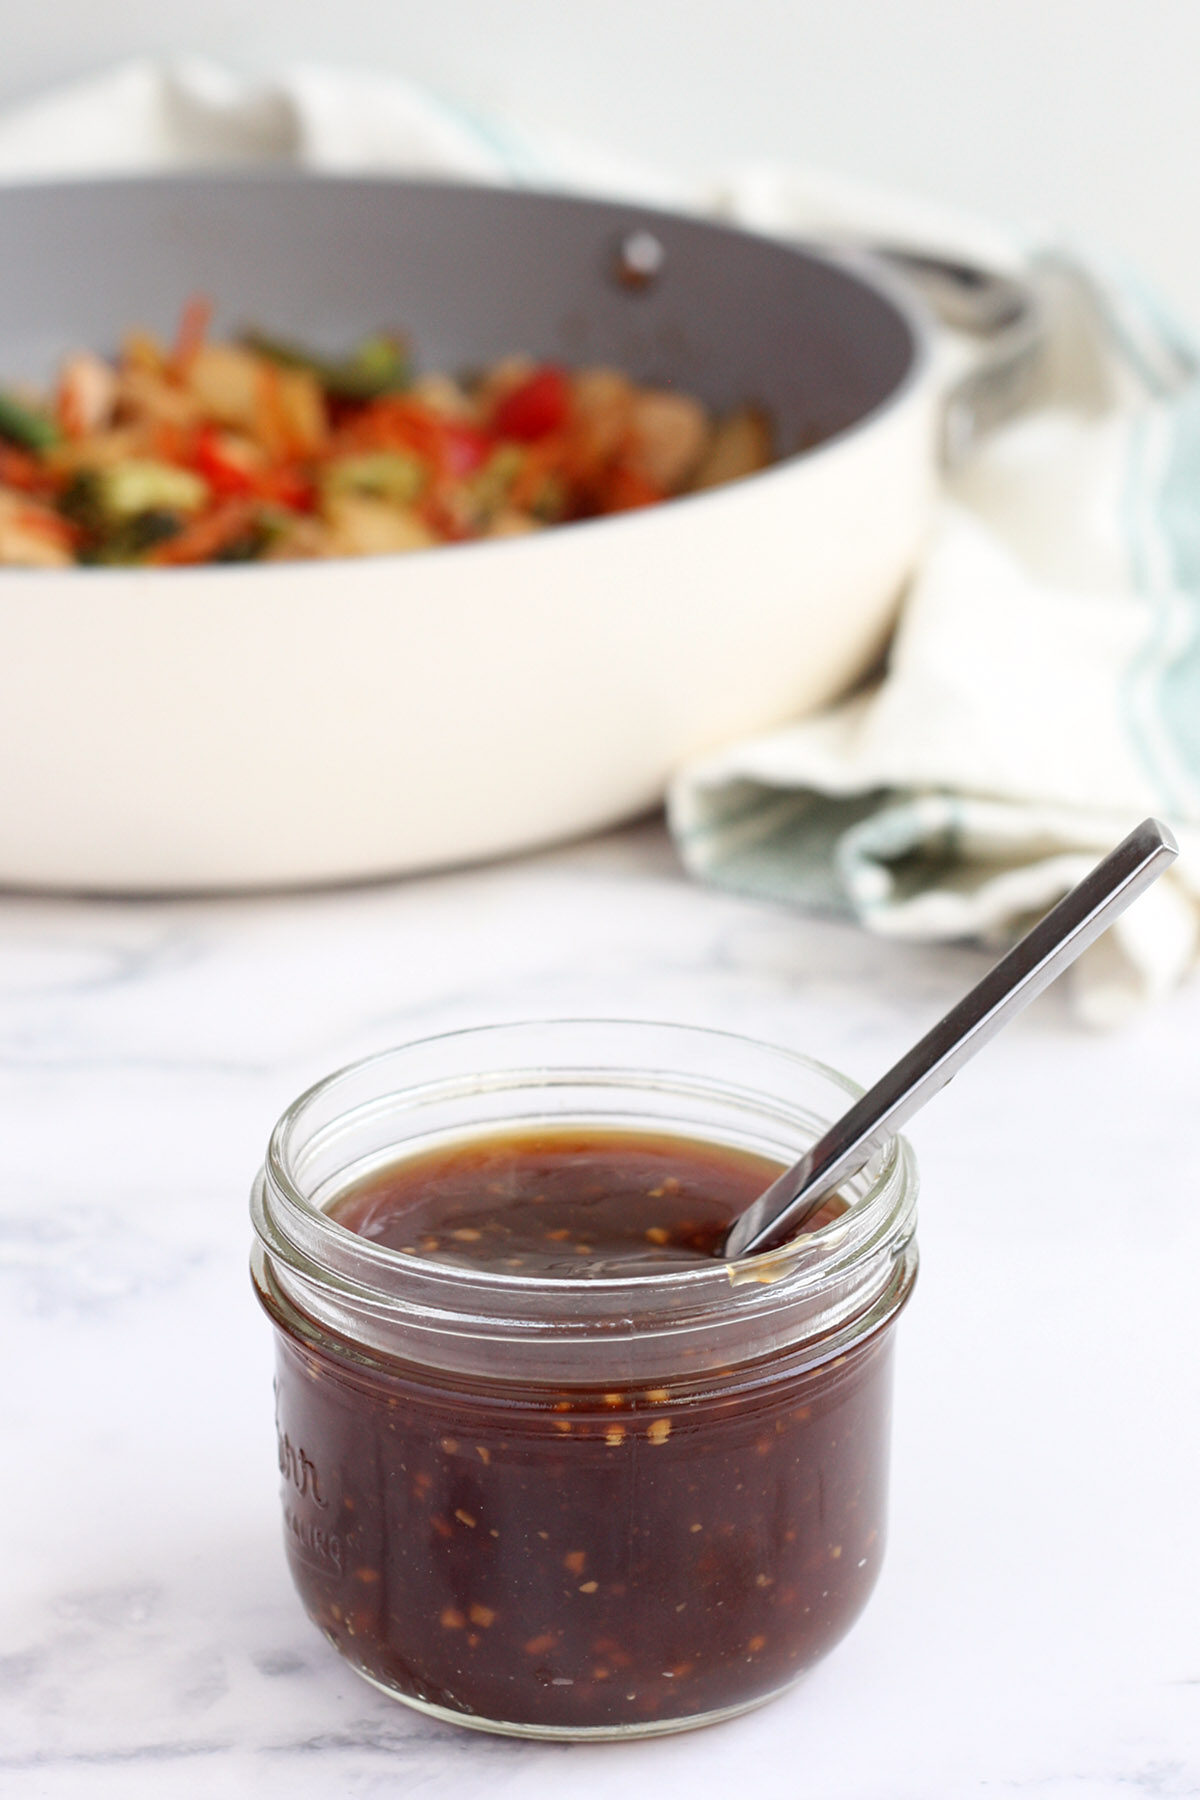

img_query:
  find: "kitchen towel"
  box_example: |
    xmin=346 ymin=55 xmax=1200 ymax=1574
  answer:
xmin=3 ymin=57 xmax=1197 ymax=1022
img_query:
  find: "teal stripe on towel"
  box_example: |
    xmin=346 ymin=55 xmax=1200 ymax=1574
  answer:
xmin=1120 ymin=403 xmax=1200 ymax=819
xmin=1154 ymin=385 xmax=1200 ymax=798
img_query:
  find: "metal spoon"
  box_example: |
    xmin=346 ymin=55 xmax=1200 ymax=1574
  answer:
xmin=722 ymin=818 xmax=1179 ymax=1261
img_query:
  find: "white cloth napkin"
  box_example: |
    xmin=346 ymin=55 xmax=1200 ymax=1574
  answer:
xmin=4 ymin=59 xmax=1198 ymax=1022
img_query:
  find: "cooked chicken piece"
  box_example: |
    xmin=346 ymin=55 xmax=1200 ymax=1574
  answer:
xmin=624 ymin=389 xmax=711 ymax=490
xmin=570 ymin=368 xmax=635 ymax=465
xmin=115 ymin=366 xmax=203 ymax=429
xmin=484 ymin=508 xmax=541 ymax=537
xmin=57 ymin=352 xmax=119 ymax=436
xmin=0 ymin=488 xmax=73 ymax=566
xmin=272 ymin=368 xmax=327 ymax=455
xmin=689 ymin=407 xmax=772 ymax=490
xmin=183 ymin=345 xmax=326 ymax=456
xmin=409 ymin=371 xmax=477 ymax=421
xmin=47 ymin=427 xmax=151 ymax=476
xmin=322 ymin=494 xmax=436 ymax=557
xmin=184 ymin=344 xmax=265 ymax=431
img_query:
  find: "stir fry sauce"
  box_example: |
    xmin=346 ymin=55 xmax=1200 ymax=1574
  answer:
xmin=266 ymin=1128 xmax=895 ymax=1731
xmin=0 ymin=303 xmax=772 ymax=567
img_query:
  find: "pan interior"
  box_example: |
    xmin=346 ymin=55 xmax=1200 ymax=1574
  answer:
xmin=0 ymin=175 xmax=920 ymax=463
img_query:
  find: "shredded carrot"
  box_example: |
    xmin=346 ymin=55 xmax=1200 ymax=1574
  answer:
xmin=251 ymin=364 xmax=293 ymax=461
xmin=148 ymin=499 xmax=261 ymax=567
xmin=340 ymin=397 xmax=445 ymax=461
xmin=0 ymin=444 xmax=44 ymax=493
xmin=57 ymin=386 xmax=85 ymax=442
xmin=16 ymin=502 xmax=76 ymax=546
xmin=172 ymin=295 xmax=213 ymax=377
xmin=596 ymin=465 xmax=665 ymax=513
xmin=150 ymin=421 xmax=193 ymax=465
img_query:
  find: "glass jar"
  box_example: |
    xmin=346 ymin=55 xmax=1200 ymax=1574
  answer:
xmin=250 ymin=1020 xmax=918 ymax=1740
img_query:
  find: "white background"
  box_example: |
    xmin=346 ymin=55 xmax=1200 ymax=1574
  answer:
xmin=2 ymin=0 xmax=1200 ymax=322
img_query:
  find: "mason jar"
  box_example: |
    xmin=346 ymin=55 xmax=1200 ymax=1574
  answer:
xmin=250 ymin=1020 xmax=918 ymax=1739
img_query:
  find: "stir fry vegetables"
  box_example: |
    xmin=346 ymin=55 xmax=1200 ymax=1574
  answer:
xmin=0 ymin=301 xmax=773 ymax=568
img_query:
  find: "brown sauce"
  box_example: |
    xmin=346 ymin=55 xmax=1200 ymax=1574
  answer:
xmin=266 ymin=1128 xmax=893 ymax=1732
xmin=328 ymin=1125 xmax=845 ymax=1277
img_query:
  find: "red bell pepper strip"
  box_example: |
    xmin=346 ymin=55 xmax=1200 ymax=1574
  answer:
xmin=492 ymin=367 xmax=570 ymax=442
xmin=190 ymin=428 xmax=314 ymax=512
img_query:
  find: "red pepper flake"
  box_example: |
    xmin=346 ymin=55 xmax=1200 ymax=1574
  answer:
xmin=563 ymin=1550 xmax=587 ymax=1576
xmin=440 ymin=1606 xmax=466 ymax=1630
xmin=468 ymin=1603 xmax=497 ymax=1628
xmin=524 ymin=1632 xmax=557 ymax=1656
xmin=454 ymin=1509 xmax=478 ymax=1529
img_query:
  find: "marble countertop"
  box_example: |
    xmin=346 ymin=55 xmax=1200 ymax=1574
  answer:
xmin=3 ymin=820 xmax=1198 ymax=1799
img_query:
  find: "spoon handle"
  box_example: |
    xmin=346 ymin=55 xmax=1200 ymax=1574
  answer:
xmin=723 ymin=817 xmax=1179 ymax=1261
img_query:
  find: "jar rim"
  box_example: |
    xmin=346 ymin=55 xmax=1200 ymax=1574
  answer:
xmin=253 ymin=1020 xmax=917 ymax=1357
xmin=273 ymin=1020 xmax=913 ymax=1284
